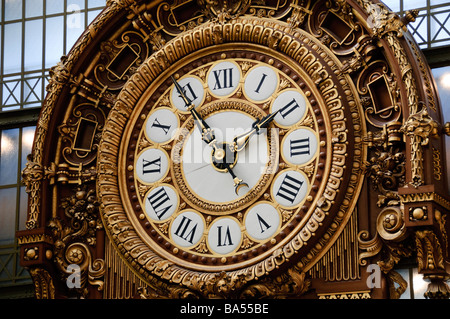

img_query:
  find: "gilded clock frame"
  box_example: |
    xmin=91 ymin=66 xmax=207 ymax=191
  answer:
xmin=97 ymin=16 xmax=366 ymax=292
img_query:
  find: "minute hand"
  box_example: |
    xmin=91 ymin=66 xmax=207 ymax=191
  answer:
xmin=233 ymin=110 xmax=279 ymax=152
xmin=171 ymin=76 xmax=215 ymax=144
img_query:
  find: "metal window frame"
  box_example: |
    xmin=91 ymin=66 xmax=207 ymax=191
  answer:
xmin=393 ymin=0 xmax=450 ymax=49
xmin=0 ymin=0 xmax=106 ymax=294
xmin=0 ymin=0 xmax=105 ymax=113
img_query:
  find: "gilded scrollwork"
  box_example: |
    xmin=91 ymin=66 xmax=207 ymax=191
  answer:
xmin=240 ymin=267 xmax=311 ymax=298
xmin=29 ymin=268 xmax=56 ymax=299
xmin=358 ymin=206 xmax=412 ymax=298
xmin=58 ymin=103 xmax=106 ymax=166
xmin=48 ymin=185 xmax=105 ymax=298
xmin=415 ymin=230 xmax=450 ymax=298
xmin=198 ymin=0 xmax=251 ymax=23
xmin=94 ymin=32 xmax=150 ymax=91
xmin=22 ymin=156 xmax=55 ymax=229
xmin=415 ymin=230 xmax=446 ymax=273
xmin=24 ymin=0 xmax=125 ymax=230
xmin=286 ymin=1 xmax=311 ymax=29
xmin=362 ymin=144 xmax=405 ymax=208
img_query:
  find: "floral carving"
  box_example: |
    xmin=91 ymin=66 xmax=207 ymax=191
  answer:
xmin=198 ymin=0 xmax=252 ymax=23
xmin=48 ymin=185 xmax=105 ymax=297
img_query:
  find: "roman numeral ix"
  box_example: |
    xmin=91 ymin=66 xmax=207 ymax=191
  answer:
xmin=142 ymin=156 xmax=161 ymax=174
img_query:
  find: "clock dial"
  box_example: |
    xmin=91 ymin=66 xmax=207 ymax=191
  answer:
xmin=97 ymin=14 xmax=367 ymax=297
xmin=116 ymin=45 xmax=331 ymax=274
xmin=180 ymin=109 xmax=270 ymax=204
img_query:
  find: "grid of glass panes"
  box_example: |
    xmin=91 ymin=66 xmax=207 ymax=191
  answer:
xmin=0 ymin=0 xmax=106 ymax=294
xmin=1 ymin=0 xmax=106 ymax=112
xmin=0 ymin=125 xmax=35 ymax=289
xmin=382 ymin=0 xmax=450 ymax=48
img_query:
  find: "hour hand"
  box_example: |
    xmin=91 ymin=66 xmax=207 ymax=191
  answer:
xmin=224 ymin=162 xmax=249 ymax=195
xmin=232 ymin=110 xmax=279 ymax=152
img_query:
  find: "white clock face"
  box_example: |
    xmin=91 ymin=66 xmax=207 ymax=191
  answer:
xmin=181 ymin=111 xmax=269 ymax=203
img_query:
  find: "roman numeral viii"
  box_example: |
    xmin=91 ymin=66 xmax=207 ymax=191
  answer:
xmin=276 ymin=174 xmax=304 ymax=204
xmin=147 ymin=187 xmax=172 ymax=220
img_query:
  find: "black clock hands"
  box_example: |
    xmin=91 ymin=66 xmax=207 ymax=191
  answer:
xmin=232 ymin=110 xmax=279 ymax=152
xmin=171 ymin=76 xmax=215 ymax=145
xmin=171 ymin=76 xmax=248 ymax=195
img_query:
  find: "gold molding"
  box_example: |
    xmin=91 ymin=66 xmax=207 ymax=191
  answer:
xmin=318 ymin=290 xmax=371 ymax=299
xmin=399 ymin=191 xmax=450 ymax=211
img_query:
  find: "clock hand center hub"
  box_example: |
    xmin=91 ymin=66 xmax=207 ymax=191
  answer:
xmin=211 ymin=141 xmax=238 ymax=172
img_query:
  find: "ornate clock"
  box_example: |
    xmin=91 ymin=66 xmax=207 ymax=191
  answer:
xmin=97 ymin=6 xmax=365 ymax=298
xmin=18 ymin=0 xmax=450 ymax=300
